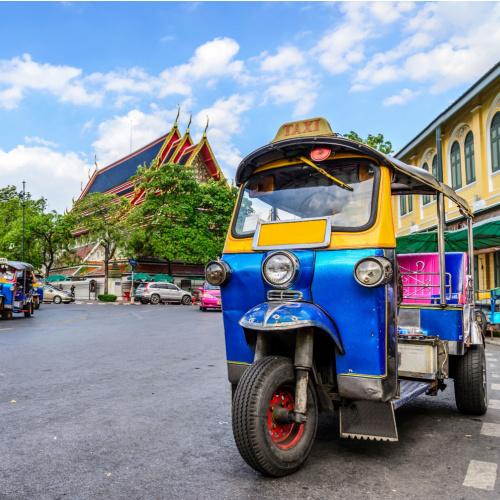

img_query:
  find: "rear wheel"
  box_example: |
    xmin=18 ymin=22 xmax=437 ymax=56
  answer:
xmin=150 ymin=294 xmax=160 ymax=305
xmin=53 ymin=295 xmax=62 ymax=304
xmin=1 ymin=310 xmax=13 ymax=320
xmin=181 ymin=295 xmax=191 ymax=305
xmin=454 ymin=345 xmax=488 ymax=415
xmin=232 ymin=356 xmax=318 ymax=477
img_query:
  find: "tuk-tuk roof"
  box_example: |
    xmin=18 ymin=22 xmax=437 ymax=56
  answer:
xmin=5 ymin=261 xmax=34 ymax=271
xmin=235 ymin=134 xmax=472 ymax=217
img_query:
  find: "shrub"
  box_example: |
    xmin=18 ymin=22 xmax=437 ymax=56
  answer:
xmin=97 ymin=294 xmax=117 ymax=302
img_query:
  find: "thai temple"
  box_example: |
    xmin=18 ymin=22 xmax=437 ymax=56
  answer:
xmin=80 ymin=114 xmax=223 ymax=202
xmin=49 ymin=114 xmax=224 ymax=298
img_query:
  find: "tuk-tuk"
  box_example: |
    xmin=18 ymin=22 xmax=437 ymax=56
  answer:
xmin=205 ymin=118 xmax=487 ymax=477
xmin=32 ymin=274 xmax=45 ymax=310
xmin=0 ymin=258 xmax=36 ymax=319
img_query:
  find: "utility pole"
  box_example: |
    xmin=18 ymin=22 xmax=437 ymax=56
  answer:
xmin=21 ymin=180 xmax=26 ymax=261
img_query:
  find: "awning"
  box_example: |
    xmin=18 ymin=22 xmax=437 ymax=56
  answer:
xmin=127 ymin=273 xmax=153 ymax=282
xmin=396 ymin=219 xmax=500 ymax=253
xmin=46 ymin=274 xmax=68 ymax=282
xmin=152 ymin=274 xmax=174 ymax=282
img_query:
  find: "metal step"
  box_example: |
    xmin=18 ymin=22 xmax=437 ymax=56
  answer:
xmin=392 ymin=379 xmax=431 ymax=410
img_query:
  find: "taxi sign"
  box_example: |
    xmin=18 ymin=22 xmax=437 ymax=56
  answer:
xmin=272 ymin=117 xmax=334 ymax=143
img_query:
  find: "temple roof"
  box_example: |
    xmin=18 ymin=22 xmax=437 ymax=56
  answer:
xmin=79 ymin=117 xmax=222 ymax=200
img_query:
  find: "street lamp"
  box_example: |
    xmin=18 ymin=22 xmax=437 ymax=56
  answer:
xmin=18 ymin=180 xmax=26 ymax=261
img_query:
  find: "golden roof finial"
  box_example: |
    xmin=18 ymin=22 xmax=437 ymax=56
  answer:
xmin=174 ymin=104 xmax=180 ymax=126
xmin=186 ymin=113 xmax=192 ymax=133
xmin=203 ymin=116 xmax=209 ymax=137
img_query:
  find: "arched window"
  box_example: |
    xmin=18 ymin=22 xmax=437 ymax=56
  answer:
xmin=464 ymin=132 xmax=475 ymax=184
xmin=491 ymin=112 xmax=500 ymax=173
xmin=450 ymin=141 xmax=462 ymax=189
xmin=432 ymin=154 xmax=442 ymax=182
xmin=422 ymin=162 xmax=430 ymax=205
xmin=400 ymin=195 xmax=407 ymax=215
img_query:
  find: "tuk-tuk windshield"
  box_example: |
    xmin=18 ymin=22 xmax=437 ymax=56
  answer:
xmin=234 ymin=160 xmax=378 ymax=236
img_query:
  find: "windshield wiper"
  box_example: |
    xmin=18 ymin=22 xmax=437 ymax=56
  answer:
xmin=299 ymin=156 xmax=354 ymax=192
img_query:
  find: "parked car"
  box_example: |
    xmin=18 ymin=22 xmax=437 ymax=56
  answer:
xmin=43 ymin=284 xmax=73 ymax=304
xmin=134 ymin=282 xmax=192 ymax=305
xmin=199 ymin=282 xmax=221 ymax=311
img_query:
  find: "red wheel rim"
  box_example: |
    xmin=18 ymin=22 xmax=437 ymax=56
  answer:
xmin=267 ymin=387 xmax=305 ymax=450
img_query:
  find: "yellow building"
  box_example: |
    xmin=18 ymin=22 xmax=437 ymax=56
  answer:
xmin=394 ymin=62 xmax=500 ymax=292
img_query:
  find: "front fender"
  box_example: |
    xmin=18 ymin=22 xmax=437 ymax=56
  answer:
xmin=239 ymin=301 xmax=344 ymax=354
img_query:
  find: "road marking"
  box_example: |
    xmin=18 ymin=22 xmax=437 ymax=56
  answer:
xmin=486 ymin=352 xmax=493 ymax=357
xmin=481 ymin=422 xmax=500 ymax=437
xmin=492 ymin=374 xmax=500 ymax=378
xmin=491 ymin=383 xmax=500 ymax=391
xmin=463 ymin=460 xmax=497 ymax=491
xmin=489 ymin=399 xmax=500 ymax=409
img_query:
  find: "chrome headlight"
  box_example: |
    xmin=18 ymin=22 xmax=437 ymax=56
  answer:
xmin=354 ymin=257 xmax=393 ymax=287
xmin=262 ymin=251 xmax=299 ymax=289
xmin=205 ymin=260 xmax=231 ymax=286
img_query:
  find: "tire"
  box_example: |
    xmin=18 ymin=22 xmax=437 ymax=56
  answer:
xmin=34 ymin=300 xmax=40 ymax=310
xmin=232 ymin=356 xmax=318 ymax=477
xmin=150 ymin=294 xmax=160 ymax=305
xmin=454 ymin=345 xmax=488 ymax=415
xmin=1 ymin=310 xmax=13 ymax=320
xmin=181 ymin=295 xmax=191 ymax=305
xmin=24 ymin=303 xmax=33 ymax=318
xmin=200 ymin=306 xmax=206 ymax=312
xmin=53 ymin=295 xmax=62 ymax=304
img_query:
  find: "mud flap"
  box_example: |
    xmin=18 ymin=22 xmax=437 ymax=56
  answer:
xmin=339 ymin=400 xmax=398 ymax=442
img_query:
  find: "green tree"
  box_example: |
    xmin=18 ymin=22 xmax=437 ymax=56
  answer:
xmin=127 ymin=162 xmax=236 ymax=264
xmin=68 ymin=192 xmax=129 ymax=294
xmin=0 ymin=185 xmax=70 ymax=271
xmin=344 ymin=131 xmax=394 ymax=154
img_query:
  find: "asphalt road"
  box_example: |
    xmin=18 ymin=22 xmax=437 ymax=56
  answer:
xmin=0 ymin=303 xmax=499 ymax=499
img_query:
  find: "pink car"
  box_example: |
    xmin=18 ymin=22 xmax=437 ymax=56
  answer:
xmin=199 ymin=283 xmax=221 ymax=311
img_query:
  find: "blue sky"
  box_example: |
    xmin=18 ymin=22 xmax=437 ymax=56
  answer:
xmin=0 ymin=1 xmax=499 ymax=211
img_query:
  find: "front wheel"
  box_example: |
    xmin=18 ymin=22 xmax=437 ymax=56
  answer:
xmin=181 ymin=295 xmax=191 ymax=305
xmin=24 ymin=303 xmax=33 ymax=318
xmin=454 ymin=345 xmax=488 ymax=415
xmin=53 ymin=295 xmax=62 ymax=304
xmin=232 ymin=356 xmax=318 ymax=477
xmin=34 ymin=299 xmax=40 ymax=310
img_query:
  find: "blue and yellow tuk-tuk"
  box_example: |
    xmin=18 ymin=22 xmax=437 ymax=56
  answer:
xmin=205 ymin=118 xmax=487 ymax=477
xmin=0 ymin=258 xmax=36 ymax=319
xmin=32 ymin=274 xmax=45 ymax=310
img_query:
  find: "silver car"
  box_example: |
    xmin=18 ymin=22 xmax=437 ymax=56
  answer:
xmin=134 ymin=282 xmax=192 ymax=305
xmin=43 ymin=285 xmax=73 ymax=304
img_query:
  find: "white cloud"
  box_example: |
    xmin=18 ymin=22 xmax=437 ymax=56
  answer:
xmin=0 ymin=38 xmax=245 ymax=110
xmin=260 ymin=47 xmax=305 ymax=73
xmin=352 ymin=2 xmax=500 ymax=94
xmin=313 ymin=2 xmax=415 ymax=75
xmin=24 ymin=136 xmax=59 ymax=148
xmin=194 ymin=94 xmax=254 ymax=176
xmin=0 ymin=143 xmax=91 ymax=212
xmin=0 ymin=54 xmax=101 ymax=108
xmin=92 ymin=107 xmax=181 ymax=166
xmin=383 ymin=88 xmax=418 ymax=106
xmin=265 ymin=78 xmax=318 ymax=117
xmin=160 ymin=37 xmax=245 ymax=93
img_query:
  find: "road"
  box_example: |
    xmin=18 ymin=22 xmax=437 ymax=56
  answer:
xmin=0 ymin=303 xmax=499 ymax=499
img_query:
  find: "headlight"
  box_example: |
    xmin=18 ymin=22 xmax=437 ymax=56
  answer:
xmin=205 ymin=260 xmax=231 ymax=286
xmin=262 ymin=251 xmax=299 ymax=288
xmin=354 ymin=257 xmax=393 ymax=287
